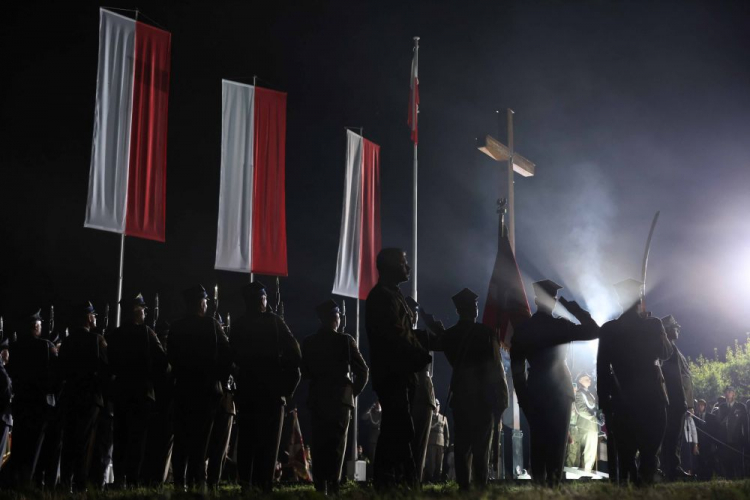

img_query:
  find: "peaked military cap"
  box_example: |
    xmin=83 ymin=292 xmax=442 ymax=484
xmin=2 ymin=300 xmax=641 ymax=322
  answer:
xmin=661 ymin=315 xmax=681 ymax=329
xmin=452 ymin=288 xmax=479 ymax=308
xmin=242 ymin=280 xmax=268 ymax=300
xmin=725 ymin=386 xmax=736 ymax=393
xmin=575 ymin=372 xmax=593 ymax=383
xmin=532 ymin=279 xmax=563 ymax=298
xmin=315 ymin=299 xmax=340 ymax=321
xmin=182 ymin=285 xmax=208 ymax=302
xmin=405 ymin=296 xmax=419 ymax=314
xmin=25 ymin=309 xmax=43 ymax=322
xmin=77 ymin=301 xmax=97 ymax=315
xmin=119 ymin=293 xmax=146 ymax=309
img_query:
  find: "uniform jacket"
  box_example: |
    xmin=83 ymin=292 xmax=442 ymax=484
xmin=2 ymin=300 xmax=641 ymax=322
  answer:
xmin=713 ymin=401 xmax=747 ymax=444
xmin=107 ymin=322 xmax=169 ymax=402
xmin=0 ymin=362 xmax=12 ymax=426
xmin=412 ymin=329 xmax=443 ymax=409
xmin=511 ymin=310 xmax=599 ymax=413
xmin=168 ymin=315 xmax=231 ymax=400
xmin=428 ymin=413 xmax=449 ymax=447
xmin=443 ymin=320 xmax=508 ymax=417
xmin=662 ymin=341 xmax=693 ymax=412
xmin=7 ymin=334 xmax=58 ymax=407
xmin=575 ymin=388 xmax=599 ymax=432
xmin=231 ymin=310 xmax=301 ymax=404
xmin=597 ymin=309 xmax=672 ymax=412
xmin=58 ymin=327 xmax=108 ymax=407
xmin=301 ymin=327 xmax=368 ymax=410
xmin=365 ymin=282 xmax=431 ymax=392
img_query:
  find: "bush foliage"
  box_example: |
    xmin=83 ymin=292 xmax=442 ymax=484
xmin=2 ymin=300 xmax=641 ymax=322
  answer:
xmin=690 ymin=338 xmax=750 ymax=404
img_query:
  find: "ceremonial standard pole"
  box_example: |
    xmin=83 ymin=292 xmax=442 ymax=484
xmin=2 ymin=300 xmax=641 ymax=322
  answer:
xmin=116 ymin=234 xmax=125 ymax=327
xmin=411 ymin=36 xmax=419 ymax=303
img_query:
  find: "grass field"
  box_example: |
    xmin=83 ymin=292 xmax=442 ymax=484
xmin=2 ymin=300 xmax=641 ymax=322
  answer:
xmin=2 ymin=480 xmax=750 ymax=500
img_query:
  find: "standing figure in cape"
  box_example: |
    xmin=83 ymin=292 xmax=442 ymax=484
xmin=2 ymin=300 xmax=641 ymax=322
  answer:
xmin=597 ymin=279 xmax=672 ymax=485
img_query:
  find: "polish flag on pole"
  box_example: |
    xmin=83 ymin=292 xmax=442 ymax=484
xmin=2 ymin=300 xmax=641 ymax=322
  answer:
xmin=215 ymin=80 xmax=288 ymax=276
xmin=332 ymin=130 xmax=381 ymax=299
xmin=408 ymin=41 xmax=419 ymax=144
xmin=85 ymin=8 xmax=171 ymax=242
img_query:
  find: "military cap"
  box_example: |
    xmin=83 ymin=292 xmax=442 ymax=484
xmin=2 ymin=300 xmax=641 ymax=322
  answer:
xmin=182 ymin=285 xmax=208 ymax=303
xmin=661 ymin=315 xmax=681 ymax=329
xmin=725 ymin=386 xmax=736 ymax=393
xmin=452 ymin=288 xmax=479 ymax=308
xmin=241 ymin=280 xmax=268 ymax=301
xmin=532 ymin=279 xmax=563 ymax=298
xmin=405 ymin=296 xmax=419 ymax=314
xmin=613 ymin=279 xmax=644 ymax=303
xmin=119 ymin=293 xmax=146 ymax=309
xmin=575 ymin=372 xmax=593 ymax=383
xmin=76 ymin=301 xmax=97 ymax=315
xmin=24 ymin=309 xmax=43 ymax=322
xmin=315 ymin=299 xmax=340 ymax=321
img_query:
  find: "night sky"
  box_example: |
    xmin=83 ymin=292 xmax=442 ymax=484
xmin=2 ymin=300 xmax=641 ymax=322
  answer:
xmin=2 ymin=1 xmax=750 ymax=427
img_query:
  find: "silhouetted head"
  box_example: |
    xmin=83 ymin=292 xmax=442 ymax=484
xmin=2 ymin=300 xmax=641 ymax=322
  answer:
xmin=73 ymin=301 xmax=98 ymax=330
xmin=242 ymin=281 xmax=268 ymax=313
xmin=725 ymin=386 xmax=736 ymax=404
xmin=576 ymin=372 xmax=592 ymax=390
xmin=21 ymin=309 xmax=43 ymax=337
xmin=120 ymin=293 xmax=146 ymax=325
xmin=613 ymin=279 xmax=644 ymax=314
xmin=532 ymin=279 xmax=562 ymax=315
xmin=452 ymin=288 xmax=479 ymax=321
xmin=376 ymin=248 xmax=410 ymax=285
xmin=315 ymin=299 xmax=341 ymax=332
xmin=183 ymin=285 xmax=208 ymax=317
xmin=661 ymin=315 xmax=680 ymax=341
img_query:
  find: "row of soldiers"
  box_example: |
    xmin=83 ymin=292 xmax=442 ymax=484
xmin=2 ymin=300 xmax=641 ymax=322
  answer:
xmin=0 ymin=246 xmax=712 ymax=492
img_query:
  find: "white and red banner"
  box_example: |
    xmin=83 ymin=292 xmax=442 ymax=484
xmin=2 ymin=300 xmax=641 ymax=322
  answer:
xmin=85 ymin=8 xmax=171 ymax=242
xmin=215 ymin=80 xmax=288 ymax=276
xmin=408 ymin=44 xmax=419 ymax=144
xmin=332 ymin=130 xmax=381 ymax=300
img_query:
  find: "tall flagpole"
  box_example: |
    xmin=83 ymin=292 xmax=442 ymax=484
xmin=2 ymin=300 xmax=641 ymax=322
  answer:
xmin=411 ymin=36 xmax=419 ymax=302
xmin=116 ymin=233 xmax=125 ymax=327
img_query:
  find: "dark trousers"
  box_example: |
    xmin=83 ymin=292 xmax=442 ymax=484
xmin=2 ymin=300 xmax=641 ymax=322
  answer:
xmin=373 ymin=383 xmax=417 ymax=489
xmin=236 ymin=399 xmax=284 ymax=492
xmin=207 ymin=406 xmax=235 ymax=487
xmin=720 ymin=443 xmax=744 ymax=479
xmin=662 ymin=409 xmax=685 ymax=479
xmin=6 ymin=401 xmax=47 ymax=487
xmin=310 ymin=405 xmax=350 ymax=493
xmin=172 ymin=394 xmax=218 ymax=489
xmin=142 ymin=398 xmax=174 ymax=485
xmin=89 ymin=412 xmax=113 ymax=489
xmin=410 ymin=403 xmax=433 ymax=482
xmin=424 ymin=445 xmax=445 ymax=482
xmin=527 ymin=402 xmax=570 ymax=487
xmin=35 ymin=407 xmax=63 ymax=489
xmin=614 ymin=403 xmax=666 ymax=485
xmin=453 ymin=403 xmax=494 ymax=490
xmin=113 ymin=397 xmax=152 ymax=487
xmin=60 ymin=403 xmax=100 ymax=490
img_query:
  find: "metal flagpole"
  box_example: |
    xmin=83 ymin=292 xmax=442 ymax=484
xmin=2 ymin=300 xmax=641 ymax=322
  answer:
xmin=249 ymin=75 xmax=259 ymax=285
xmin=411 ymin=36 xmax=419 ymax=303
xmin=351 ymin=298 xmax=360 ymax=464
xmin=506 ymin=109 xmax=515 ymax=252
xmin=116 ymin=233 xmax=125 ymax=327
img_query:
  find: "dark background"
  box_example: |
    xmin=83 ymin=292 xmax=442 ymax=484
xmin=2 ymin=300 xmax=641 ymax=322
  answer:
xmin=2 ymin=0 xmax=750 ymax=441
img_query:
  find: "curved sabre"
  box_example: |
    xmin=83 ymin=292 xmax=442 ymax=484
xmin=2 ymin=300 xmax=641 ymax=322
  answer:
xmin=641 ymin=211 xmax=661 ymax=308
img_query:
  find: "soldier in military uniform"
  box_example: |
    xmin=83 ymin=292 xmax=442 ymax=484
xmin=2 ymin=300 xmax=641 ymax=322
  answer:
xmin=424 ymin=400 xmax=449 ymax=483
xmin=302 ymin=299 xmax=368 ymax=494
xmin=575 ymin=373 xmax=599 ymax=474
xmin=713 ymin=386 xmax=747 ymax=479
xmin=694 ymin=398 xmax=716 ymax=480
xmin=168 ymin=285 xmax=232 ymax=491
xmin=231 ymin=281 xmax=302 ymax=493
xmin=207 ymin=317 xmax=237 ymax=489
xmin=659 ymin=314 xmax=694 ymax=480
xmin=511 ymin=280 xmax=599 ymax=487
xmin=3 ymin=310 xmax=58 ymax=487
xmin=443 ymin=288 xmax=508 ymax=491
xmin=597 ymin=279 xmax=672 ymax=485
xmin=405 ymin=296 xmax=443 ymax=483
xmin=108 ymin=293 xmax=168 ymax=487
xmin=58 ymin=302 xmax=109 ymax=491
xmin=365 ymin=248 xmax=432 ymax=490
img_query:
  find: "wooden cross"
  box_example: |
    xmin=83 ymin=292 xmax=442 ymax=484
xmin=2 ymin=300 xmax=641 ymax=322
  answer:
xmin=477 ymin=109 xmax=535 ymax=252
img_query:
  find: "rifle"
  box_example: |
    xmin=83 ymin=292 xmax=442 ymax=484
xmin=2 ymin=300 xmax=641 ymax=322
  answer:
xmin=274 ymin=277 xmax=282 ymax=316
xmin=213 ymin=284 xmax=220 ymax=321
xmin=338 ymin=300 xmax=347 ymax=333
xmin=102 ymin=303 xmax=110 ymax=335
xmin=153 ymin=293 xmax=160 ymax=330
xmin=49 ymin=305 xmax=55 ymax=341
xmin=226 ymin=313 xmax=231 ymax=337
xmin=0 ymin=316 xmax=4 ymax=343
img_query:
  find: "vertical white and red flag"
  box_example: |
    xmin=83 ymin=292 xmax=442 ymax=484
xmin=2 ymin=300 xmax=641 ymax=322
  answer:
xmin=408 ymin=42 xmax=419 ymax=144
xmin=482 ymin=229 xmax=531 ymax=347
xmin=85 ymin=8 xmax=171 ymax=242
xmin=332 ymin=130 xmax=381 ymax=299
xmin=215 ymin=80 xmax=288 ymax=276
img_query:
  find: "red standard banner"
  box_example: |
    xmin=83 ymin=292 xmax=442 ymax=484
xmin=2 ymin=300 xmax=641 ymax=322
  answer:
xmin=125 ymin=21 xmax=171 ymax=242
xmin=358 ymin=138 xmax=381 ymax=299
xmin=251 ymin=87 xmax=288 ymax=276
